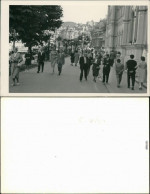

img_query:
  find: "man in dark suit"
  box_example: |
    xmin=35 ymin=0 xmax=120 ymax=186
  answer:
xmin=37 ymin=46 xmax=45 ymax=73
xmin=79 ymin=53 xmax=88 ymax=81
xmin=103 ymin=54 xmax=111 ymax=83
xmin=125 ymin=54 xmax=137 ymax=90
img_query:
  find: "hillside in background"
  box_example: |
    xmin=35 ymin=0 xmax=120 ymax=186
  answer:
xmin=62 ymin=22 xmax=77 ymax=27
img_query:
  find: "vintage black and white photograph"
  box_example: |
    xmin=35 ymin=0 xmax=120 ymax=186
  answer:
xmin=1 ymin=1 xmax=149 ymax=95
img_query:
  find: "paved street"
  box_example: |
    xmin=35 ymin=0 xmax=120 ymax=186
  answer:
xmin=9 ymin=57 xmax=146 ymax=93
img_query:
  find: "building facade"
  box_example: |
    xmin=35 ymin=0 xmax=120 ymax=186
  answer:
xmin=105 ymin=6 xmax=148 ymax=62
xmin=91 ymin=19 xmax=106 ymax=51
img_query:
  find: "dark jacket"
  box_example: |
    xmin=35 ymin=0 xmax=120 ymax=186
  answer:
xmin=103 ymin=57 xmax=111 ymax=70
xmin=87 ymin=56 xmax=93 ymax=67
xmin=79 ymin=56 xmax=88 ymax=69
xmin=38 ymin=51 xmax=45 ymax=62
xmin=92 ymin=62 xmax=100 ymax=77
xmin=70 ymin=52 xmax=75 ymax=63
xmin=25 ymin=53 xmax=31 ymax=65
xmin=126 ymin=59 xmax=137 ymax=74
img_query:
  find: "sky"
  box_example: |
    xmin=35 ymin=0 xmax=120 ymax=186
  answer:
xmin=61 ymin=5 xmax=108 ymax=24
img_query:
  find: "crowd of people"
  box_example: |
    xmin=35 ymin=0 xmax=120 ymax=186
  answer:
xmin=69 ymin=48 xmax=147 ymax=90
xmin=9 ymin=45 xmax=147 ymax=91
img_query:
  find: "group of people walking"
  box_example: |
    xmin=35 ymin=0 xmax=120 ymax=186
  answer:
xmin=69 ymin=48 xmax=147 ymax=90
xmin=37 ymin=46 xmax=65 ymax=76
xmin=9 ymin=45 xmax=147 ymax=91
xmin=49 ymin=47 xmax=65 ymax=75
xmin=9 ymin=45 xmax=65 ymax=86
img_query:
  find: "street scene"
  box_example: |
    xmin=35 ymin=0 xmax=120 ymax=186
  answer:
xmin=9 ymin=5 xmax=148 ymax=93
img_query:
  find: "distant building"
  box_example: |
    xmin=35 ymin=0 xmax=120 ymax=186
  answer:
xmin=91 ymin=19 xmax=106 ymax=51
xmin=105 ymin=6 xmax=148 ymax=62
xmin=58 ymin=23 xmax=92 ymax=41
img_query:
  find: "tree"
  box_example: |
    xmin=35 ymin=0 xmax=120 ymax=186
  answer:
xmin=9 ymin=5 xmax=63 ymax=52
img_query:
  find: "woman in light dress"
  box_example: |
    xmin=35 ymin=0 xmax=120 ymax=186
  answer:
xmin=9 ymin=47 xmax=23 ymax=86
xmin=50 ymin=47 xmax=58 ymax=74
xmin=138 ymin=56 xmax=147 ymax=90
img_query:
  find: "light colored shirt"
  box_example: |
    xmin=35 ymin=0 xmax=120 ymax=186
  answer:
xmin=115 ymin=62 xmax=124 ymax=74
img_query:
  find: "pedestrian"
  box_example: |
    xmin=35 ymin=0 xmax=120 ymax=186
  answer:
xmin=70 ymin=50 xmax=75 ymax=66
xmin=93 ymin=50 xmax=97 ymax=60
xmin=92 ymin=55 xmax=100 ymax=82
xmin=74 ymin=50 xmax=79 ymax=66
xmin=137 ymin=56 xmax=147 ymax=90
xmin=9 ymin=50 xmax=14 ymax=76
xmin=37 ymin=46 xmax=45 ymax=73
xmin=114 ymin=51 xmax=123 ymax=65
xmin=50 ymin=46 xmax=58 ymax=74
xmin=87 ymin=50 xmax=93 ymax=76
xmin=115 ymin=58 xmax=124 ymax=87
xmin=91 ymin=49 xmax=94 ymax=59
xmin=125 ymin=54 xmax=137 ymax=90
xmin=102 ymin=54 xmax=111 ymax=84
xmin=110 ymin=50 xmax=115 ymax=67
xmin=79 ymin=53 xmax=88 ymax=81
xmin=57 ymin=49 xmax=65 ymax=75
xmin=9 ymin=47 xmax=23 ymax=86
xmin=25 ymin=49 xmax=31 ymax=72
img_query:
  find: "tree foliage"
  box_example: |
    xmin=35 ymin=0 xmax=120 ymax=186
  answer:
xmin=9 ymin=5 xmax=63 ymax=48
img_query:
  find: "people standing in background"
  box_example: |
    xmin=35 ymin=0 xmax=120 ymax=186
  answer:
xmin=79 ymin=53 xmax=88 ymax=81
xmin=109 ymin=50 xmax=115 ymax=67
xmin=137 ymin=56 xmax=147 ymax=90
xmin=97 ymin=52 xmax=102 ymax=69
xmin=37 ymin=46 xmax=45 ymax=73
xmin=25 ymin=49 xmax=31 ymax=72
xmin=50 ymin=46 xmax=58 ymax=74
xmin=115 ymin=59 xmax=124 ymax=87
xmin=9 ymin=47 xmax=23 ymax=86
xmin=78 ymin=48 xmax=82 ymax=58
xmin=125 ymin=54 xmax=137 ymax=90
xmin=91 ymin=49 xmax=94 ymax=59
xmin=57 ymin=49 xmax=65 ymax=75
xmin=9 ymin=50 xmax=14 ymax=76
xmin=74 ymin=50 xmax=79 ymax=66
xmin=92 ymin=55 xmax=100 ymax=82
xmin=102 ymin=54 xmax=111 ymax=84
xmin=70 ymin=50 xmax=75 ymax=66
xmin=87 ymin=50 xmax=93 ymax=76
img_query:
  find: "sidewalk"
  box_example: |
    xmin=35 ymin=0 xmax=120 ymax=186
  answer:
xmin=9 ymin=58 xmax=147 ymax=94
xmin=135 ymin=77 xmax=147 ymax=89
xmin=109 ymin=65 xmax=147 ymax=89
